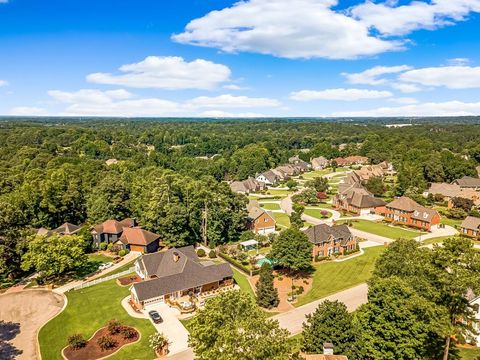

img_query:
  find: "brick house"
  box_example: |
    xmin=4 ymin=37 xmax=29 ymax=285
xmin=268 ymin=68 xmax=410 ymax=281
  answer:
xmin=333 ymin=183 xmax=386 ymax=215
xmin=247 ymin=201 xmax=276 ymax=234
xmin=115 ymin=227 xmax=162 ymax=253
xmin=229 ymin=177 xmax=266 ymax=194
xmin=461 ymin=216 xmax=480 ymax=238
xmin=303 ymin=224 xmax=357 ymax=258
xmin=90 ymin=218 xmax=137 ymax=246
xmin=130 ymin=246 xmax=233 ymax=309
xmin=381 ymin=197 xmax=441 ymax=231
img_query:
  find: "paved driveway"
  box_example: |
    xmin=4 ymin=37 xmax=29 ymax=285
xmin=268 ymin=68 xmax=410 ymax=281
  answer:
xmin=144 ymin=303 xmax=190 ymax=357
xmin=272 ymin=283 xmax=368 ymax=335
xmin=0 ymin=290 xmax=64 ymax=360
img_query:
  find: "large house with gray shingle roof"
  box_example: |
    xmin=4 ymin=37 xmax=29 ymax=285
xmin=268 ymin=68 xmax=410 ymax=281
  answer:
xmin=333 ymin=183 xmax=386 ymax=215
xmin=303 ymin=224 xmax=357 ymax=258
xmin=131 ymin=246 xmax=233 ymax=309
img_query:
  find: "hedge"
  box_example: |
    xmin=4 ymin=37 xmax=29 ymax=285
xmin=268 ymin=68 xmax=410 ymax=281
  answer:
xmin=218 ymin=252 xmax=260 ymax=276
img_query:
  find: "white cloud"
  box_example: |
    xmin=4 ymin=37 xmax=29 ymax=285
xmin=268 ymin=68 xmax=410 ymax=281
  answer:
xmin=10 ymin=107 xmax=49 ymax=116
xmin=388 ymin=97 xmax=419 ymax=105
xmin=333 ymin=100 xmax=480 ymax=117
xmin=187 ymin=94 xmax=281 ymax=108
xmin=172 ymin=0 xmax=401 ymax=59
xmin=390 ymin=82 xmax=423 ymax=93
xmin=223 ymin=84 xmax=248 ymax=90
xmin=0 ymin=0 xmax=8 ymax=4
xmin=48 ymin=89 xmax=134 ymax=103
xmin=448 ymin=57 xmax=471 ymax=66
xmin=342 ymin=65 xmax=412 ymax=85
xmin=290 ymin=88 xmax=392 ymax=101
xmin=350 ymin=0 xmax=480 ymax=36
xmin=0 ymin=80 xmax=9 ymax=87
xmin=399 ymin=66 xmax=480 ymax=89
xmin=87 ymin=56 xmax=231 ymax=90
xmin=200 ymin=110 xmax=266 ymax=118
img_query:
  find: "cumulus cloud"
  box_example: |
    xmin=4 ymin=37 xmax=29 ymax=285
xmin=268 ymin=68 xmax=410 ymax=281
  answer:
xmin=448 ymin=57 xmax=471 ymax=66
xmin=172 ymin=0 xmax=400 ymax=59
xmin=223 ymin=84 xmax=248 ymax=90
xmin=333 ymin=100 xmax=480 ymax=117
xmin=10 ymin=107 xmax=49 ymax=116
xmin=350 ymin=0 xmax=480 ymax=36
xmin=343 ymin=65 xmax=412 ymax=85
xmin=87 ymin=56 xmax=231 ymax=90
xmin=290 ymin=88 xmax=392 ymax=101
xmin=399 ymin=66 xmax=480 ymax=89
xmin=0 ymin=80 xmax=9 ymax=87
xmin=390 ymin=82 xmax=423 ymax=93
xmin=188 ymin=94 xmax=280 ymax=108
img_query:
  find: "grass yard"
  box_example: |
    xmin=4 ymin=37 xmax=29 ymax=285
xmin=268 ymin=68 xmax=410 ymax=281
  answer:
xmin=273 ymin=212 xmax=291 ymax=228
xmin=421 ymin=236 xmax=452 ymax=245
xmin=266 ymin=189 xmax=294 ymax=197
xmin=441 ymin=217 xmax=463 ymax=228
xmin=233 ymin=267 xmax=255 ymax=297
xmin=304 ymin=208 xmax=332 ymax=219
xmin=338 ymin=219 xmax=425 ymax=240
xmin=39 ymin=279 xmax=156 ymax=360
xmin=259 ymin=202 xmax=281 ymax=211
xmin=296 ymin=246 xmax=384 ymax=307
xmin=459 ymin=347 xmax=480 ymax=359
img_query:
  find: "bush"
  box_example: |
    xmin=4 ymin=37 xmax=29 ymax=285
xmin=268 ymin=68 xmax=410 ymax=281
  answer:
xmin=197 ymin=249 xmax=206 ymax=257
xmin=99 ymin=242 xmax=108 ymax=251
xmin=315 ymin=255 xmax=330 ymax=262
xmin=67 ymin=334 xmax=87 ymax=350
xmin=97 ymin=335 xmax=117 ymax=350
xmin=149 ymin=332 xmax=168 ymax=352
xmin=208 ymin=250 xmax=217 ymax=258
xmin=107 ymin=243 xmax=114 ymax=252
xmin=107 ymin=319 xmax=122 ymax=335
xmin=118 ymin=249 xmax=127 ymax=257
xmin=120 ymin=326 xmax=137 ymax=340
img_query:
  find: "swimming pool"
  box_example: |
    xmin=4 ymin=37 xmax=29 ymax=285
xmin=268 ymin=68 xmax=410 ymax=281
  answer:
xmin=256 ymin=258 xmax=274 ymax=266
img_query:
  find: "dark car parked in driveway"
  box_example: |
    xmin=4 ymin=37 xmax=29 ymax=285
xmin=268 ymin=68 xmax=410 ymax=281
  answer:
xmin=148 ymin=310 xmax=163 ymax=324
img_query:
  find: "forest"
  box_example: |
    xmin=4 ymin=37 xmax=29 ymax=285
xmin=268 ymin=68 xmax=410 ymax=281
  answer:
xmin=1 ymin=118 xmax=480 ymax=282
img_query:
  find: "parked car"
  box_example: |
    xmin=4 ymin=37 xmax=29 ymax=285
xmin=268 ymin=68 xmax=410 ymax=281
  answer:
xmin=98 ymin=262 xmax=114 ymax=271
xmin=112 ymin=256 xmax=123 ymax=264
xmin=148 ymin=310 xmax=163 ymax=324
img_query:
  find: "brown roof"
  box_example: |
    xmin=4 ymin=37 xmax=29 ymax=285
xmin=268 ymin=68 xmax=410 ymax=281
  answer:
xmin=453 ymin=176 xmax=480 ymax=187
xmin=427 ymin=183 xmax=461 ymax=198
xmin=461 ymin=216 xmax=480 ymax=231
xmin=344 ymin=155 xmax=368 ymax=163
xmin=387 ymin=197 xmax=439 ymax=223
xmin=337 ymin=184 xmax=386 ymax=209
xmin=303 ymin=224 xmax=353 ymax=246
xmin=55 ymin=222 xmax=81 ymax=235
xmin=92 ymin=218 xmax=134 ymax=234
xmin=247 ymin=201 xmax=275 ymax=222
xmin=119 ymin=227 xmax=160 ymax=246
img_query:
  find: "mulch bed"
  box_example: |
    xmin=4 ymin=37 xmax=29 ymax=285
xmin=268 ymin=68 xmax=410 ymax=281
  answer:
xmin=63 ymin=326 xmax=139 ymax=360
xmin=117 ymin=275 xmax=141 ymax=286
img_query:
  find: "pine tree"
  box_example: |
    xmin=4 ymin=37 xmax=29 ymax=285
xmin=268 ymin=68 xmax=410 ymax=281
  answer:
xmin=256 ymin=263 xmax=279 ymax=309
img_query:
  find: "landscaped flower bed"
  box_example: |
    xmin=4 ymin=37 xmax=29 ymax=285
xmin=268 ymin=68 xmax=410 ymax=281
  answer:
xmin=62 ymin=321 xmax=139 ymax=360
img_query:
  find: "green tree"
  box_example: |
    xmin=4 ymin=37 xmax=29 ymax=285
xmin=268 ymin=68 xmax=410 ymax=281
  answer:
xmin=256 ymin=263 xmax=279 ymax=309
xmin=188 ymin=291 xmax=291 ymax=360
xmin=302 ymin=300 xmax=357 ymax=358
xmin=231 ymin=144 xmax=271 ymax=180
xmin=21 ymin=234 xmax=88 ymax=278
xmin=292 ymin=188 xmax=318 ymax=205
xmin=270 ymin=228 xmax=312 ymax=272
xmin=285 ymin=180 xmax=298 ymax=190
xmin=362 ymin=176 xmax=385 ymax=197
xmin=305 ymin=177 xmax=329 ymax=193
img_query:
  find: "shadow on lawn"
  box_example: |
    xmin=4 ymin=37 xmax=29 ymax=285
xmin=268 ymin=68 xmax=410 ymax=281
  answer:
xmin=0 ymin=320 xmax=22 ymax=360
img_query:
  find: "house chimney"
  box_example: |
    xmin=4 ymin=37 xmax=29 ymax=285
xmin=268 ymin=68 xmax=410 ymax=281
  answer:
xmin=173 ymin=252 xmax=180 ymax=263
xmin=131 ymin=218 xmax=137 ymax=227
xmin=323 ymin=343 xmax=334 ymax=356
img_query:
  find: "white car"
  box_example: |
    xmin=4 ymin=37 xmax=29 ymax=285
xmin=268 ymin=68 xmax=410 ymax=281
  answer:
xmin=98 ymin=262 xmax=114 ymax=271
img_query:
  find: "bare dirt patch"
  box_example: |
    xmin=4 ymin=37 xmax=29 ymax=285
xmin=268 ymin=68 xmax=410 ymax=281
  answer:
xmin=0 ymin=290 xmax=64 ymax=360
xmin=117 ymin=275 xmax=141 ymax=287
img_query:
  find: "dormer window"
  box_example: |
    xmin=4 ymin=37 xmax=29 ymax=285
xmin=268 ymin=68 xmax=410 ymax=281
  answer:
xmin=423 ymin=213 xmax=428 ymax=219
xmin=414 ymin=210 xmax=419 ymax=216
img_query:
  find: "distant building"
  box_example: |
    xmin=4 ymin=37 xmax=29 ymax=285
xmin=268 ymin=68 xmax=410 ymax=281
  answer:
xmin=116 ymin=227 xmax=162 ymax=253
xmin=229 ymin=177 xmax=266 ymax=194
xmin=453 ymin=176 xmax=480 ymax=190
xmin=90 ymin=218 xmax=137 ymax=246
xmin=36 ymin=222 xmax=81 ymax=237
xmin=333 ymin=183 xmax=386 ymax=215
xmin=311 ymin=156 xmax=329 ymax=170
xmin=303 ymin=224 xmax=357 ymax=258
xmin=461 ymin=216 xmax=480 ymax=238
xmin=105 ymin=158 xmax=118 ymax=166
xmin=256 ymin=170 xmax=280 ymax=185
xmin=381 ymin=197 xmax=441 ymax=231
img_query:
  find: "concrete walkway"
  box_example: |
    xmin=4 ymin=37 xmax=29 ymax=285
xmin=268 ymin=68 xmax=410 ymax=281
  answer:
xmin=272 ymin=283 xmax=368 ymax=335
xmin=414 ymin=225 xmax=458 ymax=241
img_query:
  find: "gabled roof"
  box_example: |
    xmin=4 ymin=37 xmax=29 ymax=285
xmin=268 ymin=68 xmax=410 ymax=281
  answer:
xmin=338 ymin=184 xmax=386 ymax=209
xmin=258 ymin=170 xmax=278 ymax=183
xmin=461 ymin=216 xmax=480 ymax=231
xmin=427 ymin=183 xmax=461 ymax=198
xmin=454 ymin=176 xmax=480 ymax=187
xmin=119 ymin=227 xmax=160 ymax=246
xmin=138 ymin=246 xmax=199 ymax=278
xmin=303 ymin=224 xmax=353 ymax=246
xmin=247 ymin=201 xmax=275 ymax=222
xmin=92 ymin=218 xmax=134 ymax=234
xmin=311 ymin=156 xmax=329 ymax=167
xmin=386 ymin=197 xmax=439 ymax=222
xmin=55 ymin=222 xmax=81 ymax=235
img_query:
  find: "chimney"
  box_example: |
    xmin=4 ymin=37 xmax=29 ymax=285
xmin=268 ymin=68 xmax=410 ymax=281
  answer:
xmin=173 ymin=252 xmax=180 ymax=263
xmin=323 ymin=343 xmax=334 ymax=356
xmin=131 ymin=218 xmax=137 ymax=227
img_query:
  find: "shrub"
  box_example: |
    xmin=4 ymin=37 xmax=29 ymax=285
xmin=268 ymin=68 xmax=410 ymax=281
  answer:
xmin=67 ymin=334 xmax=87 ymax=350
xmin=99 ymin=242 xmax=108 ymax=251
xmin=107 ymin=243 xmax=114 ymax=252
xmin=197 ymin=249 xmax=206 ymax=257
xmin=107 ymin=319 xmax=122 ymax=335
xmin=149 ymin=332 xmax=168 ymax=352
xmin=97 ymin=335 xmax=117 ymax=350
xmin=208 ymin=250 xmax=217 ymax=258
xmin=120 ymin=326 xmax=137 ymax=340
xmin=118 ymin=249 xmax=127 ymax=257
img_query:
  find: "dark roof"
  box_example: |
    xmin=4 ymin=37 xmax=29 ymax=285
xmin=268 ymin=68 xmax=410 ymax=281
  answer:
xmin=133 ymin=247 xmax=233 ymax=301
xmin=453 ymin=176 xmax=480 ymax=187
xmin=337 ymin=184 xmax=386 ymax=209
xmin=55 ymin=222 xmax=81 ymax=235
xmin=137 ymin=246 xmax=199 ymax=278
xmin=303 ymin=224 xmax=353 ymax=246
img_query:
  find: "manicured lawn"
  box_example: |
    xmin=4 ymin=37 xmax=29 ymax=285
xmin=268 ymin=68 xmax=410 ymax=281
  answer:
xmin=304 ymin=208 xmax=332 ymax=219
xmin=296 ymin=246 xmax=385 ymax=307
xmin=421 ymin=236 xmax=452 ymax=245
xmin=233 ymin=267 xmax=255 ymax=297
xmin=273 ymin=212 xmax=291 ymax=228
xmin=87 ymin=253 xmax=113 ymax=263
xmin=39 ymin=279 xmax=157 ymax=360
xmin=259 ymin=202 xmax=281 ymax=211
xmin=459 ymin=347 xmax=480 ymax=359
xmin=266 ymin=189 xmax=294 ymax=197
xmin=338 ymin=219 xmax=425 ymax=240
xmin=441 ymin=217 xmax=463 ymax=228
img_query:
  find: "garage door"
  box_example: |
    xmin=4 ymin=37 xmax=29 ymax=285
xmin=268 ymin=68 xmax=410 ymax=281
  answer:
xmin=130 ymin=245 xmax=145 ymax=253
xmin=144 ymin=296 xmax=164 ymax=305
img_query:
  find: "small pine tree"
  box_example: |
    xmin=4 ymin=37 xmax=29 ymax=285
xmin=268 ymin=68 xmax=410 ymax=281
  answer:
xmin=256 ymin=263 xmax=279 ymax=309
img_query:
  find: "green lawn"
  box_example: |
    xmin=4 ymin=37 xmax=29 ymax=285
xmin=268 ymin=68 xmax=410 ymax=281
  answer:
xmin=304 ymin=208 xmax=332 ymax=219
xmin=296 ymin=246 xmax=385 ymax=307
xmin=338 ymin=219 xmax=425 ymax=240
xmin=233 ymin=267 xmax=255 ymax=297
xmin=421 ymin=236 xmax=452 ymax=245
xmin=266 ymin=189 xmax=294 ymax=197
xmin=259 ymin=202 xmax=281 ymax=211
xmin=273 ymin=212 xmax=291 ymax=228
xmin=441 ymin=217 xmax=463 ymax=228
xmin=39 ymin=279 xmax=157 ymax=360
xmin=301 ymin=167 xmax=348 ymax=180
xmin=459 ymin=347 xmax=480 ymax=359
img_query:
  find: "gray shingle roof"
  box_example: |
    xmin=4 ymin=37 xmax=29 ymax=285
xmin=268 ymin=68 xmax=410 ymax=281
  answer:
xmin=454 ymin=176 xmax=480 ymax=187
xmin=461 ymin=216 xmax=480 ymax=231
xmin=303 ymin=224 xmax=353 ymax=246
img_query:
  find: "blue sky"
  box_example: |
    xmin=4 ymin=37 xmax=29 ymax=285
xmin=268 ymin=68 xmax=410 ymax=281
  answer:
xmin=1 ymin=0 xmax=480 ymax=117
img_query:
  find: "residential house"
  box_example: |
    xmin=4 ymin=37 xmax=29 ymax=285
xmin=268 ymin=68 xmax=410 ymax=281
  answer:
xmin=247 ymin=201 xmax=276 ymax=234
xmin=303 ymin=224 xmax=357 ymax=258
xmin=332 ymin=157 xmax=350 ymax=167
xmin=229 ymin=177 xmax=266 ymax=194
xmin=424 ymin=183 xmax=480 ymax=209
xmin=115 ymin=227 xmax=162 ymax=253
xmin=344 ymin=155 xmax=369 ymax=165
xmin=131 ymin=246 xmax=234 ymax=309
xmin=275 ymin=164 xmax=298 ymax=177
xmin=36 ymin=222 xmax=81 ymax=237
xmin=311 ymin=156 xmax=329 ymax=170
xmin=105 ymin=158 xmax=118 ymax=166
xmin=289 ymin=156 xmax=311 ymax=172
xmin=256 ymin=170 xmax=280 ymax=185
xmin=333 ymin=183 xmax=386 ymax=215
xmin=453 ymin=176 xmax=480 ymax=190
xmin=460 ymin=216 xmax=480 ymax=238
xmin=91 ymin=218 xmax=137 ymax=246
xmin=381 ymin=196 xmax=441 ymax=231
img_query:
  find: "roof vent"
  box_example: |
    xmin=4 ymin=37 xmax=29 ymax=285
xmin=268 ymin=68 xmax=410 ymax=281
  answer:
xmin=173 ymin=252 xmax=180 ymax=262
